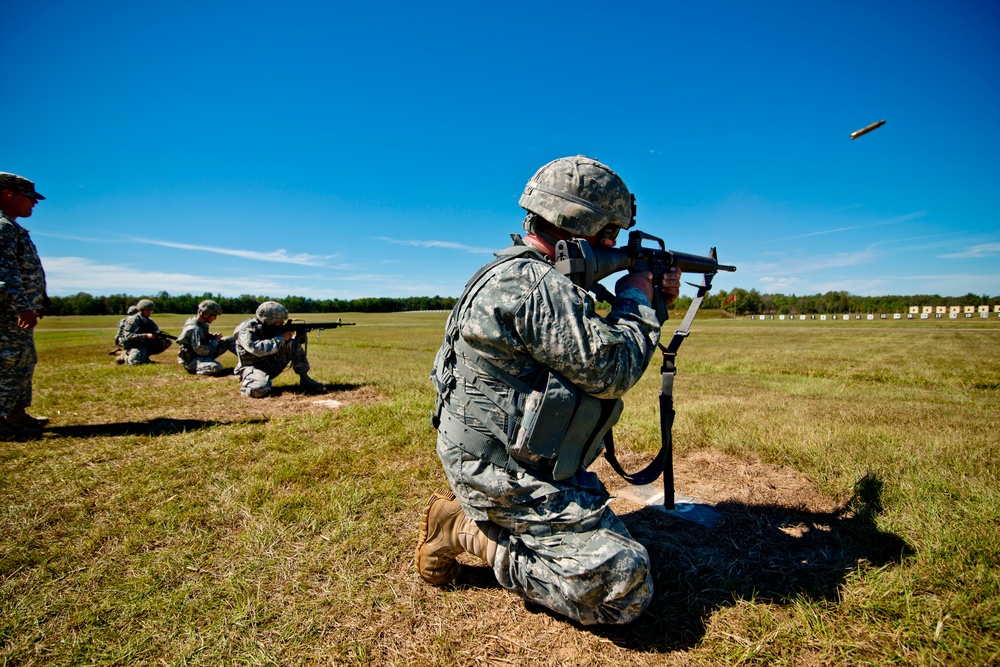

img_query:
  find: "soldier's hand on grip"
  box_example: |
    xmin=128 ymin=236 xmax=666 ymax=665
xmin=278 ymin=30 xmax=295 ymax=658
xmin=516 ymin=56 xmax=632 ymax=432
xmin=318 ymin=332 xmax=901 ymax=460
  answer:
xmin=614 ymin=270 xmax=654 ymax=302
xmin=658 ymin=267 xmax=682 ymax=307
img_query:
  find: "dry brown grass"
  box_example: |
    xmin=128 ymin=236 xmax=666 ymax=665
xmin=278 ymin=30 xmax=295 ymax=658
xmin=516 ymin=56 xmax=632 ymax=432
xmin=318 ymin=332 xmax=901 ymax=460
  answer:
xmin=1 ymin=313 xmax=998 ymax=665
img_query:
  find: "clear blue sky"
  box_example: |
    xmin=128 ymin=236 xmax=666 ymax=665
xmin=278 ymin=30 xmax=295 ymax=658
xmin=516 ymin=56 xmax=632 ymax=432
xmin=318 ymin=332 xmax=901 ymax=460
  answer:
xmin=5 ymin=0 xmax=998 ymax=300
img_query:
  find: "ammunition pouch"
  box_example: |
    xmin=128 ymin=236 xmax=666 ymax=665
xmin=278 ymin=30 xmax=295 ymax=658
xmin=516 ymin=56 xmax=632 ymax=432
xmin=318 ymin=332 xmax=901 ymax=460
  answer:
xmin=509 ymin=369 xmax=623 ymax=480
xmin=437 ymin=337 xmax=621 ymax=481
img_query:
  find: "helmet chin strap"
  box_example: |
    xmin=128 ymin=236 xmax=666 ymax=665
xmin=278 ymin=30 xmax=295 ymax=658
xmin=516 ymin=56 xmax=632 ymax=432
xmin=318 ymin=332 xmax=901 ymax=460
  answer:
xmin=522 ymin=214 xmax=563 ymax=250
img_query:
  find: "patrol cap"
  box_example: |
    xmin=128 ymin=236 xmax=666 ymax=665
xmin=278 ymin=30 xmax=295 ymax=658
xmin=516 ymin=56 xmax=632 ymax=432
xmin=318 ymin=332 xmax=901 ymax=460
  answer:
xmin=0 ymin=173 xmax=45 ymax=201
xmin=136 ymin=299 xmax=155 ymax=311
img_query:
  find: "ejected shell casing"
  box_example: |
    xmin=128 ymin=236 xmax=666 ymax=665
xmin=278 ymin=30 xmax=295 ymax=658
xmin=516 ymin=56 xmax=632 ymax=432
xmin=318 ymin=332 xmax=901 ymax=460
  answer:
xmin=850 ymin=119 xmax=886 ymax=140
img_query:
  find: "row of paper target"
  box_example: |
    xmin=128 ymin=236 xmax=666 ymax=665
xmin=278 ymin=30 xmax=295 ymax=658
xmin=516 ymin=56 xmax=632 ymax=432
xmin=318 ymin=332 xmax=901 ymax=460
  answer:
xmin=750 ymin=312 xmax=1000 ymax=321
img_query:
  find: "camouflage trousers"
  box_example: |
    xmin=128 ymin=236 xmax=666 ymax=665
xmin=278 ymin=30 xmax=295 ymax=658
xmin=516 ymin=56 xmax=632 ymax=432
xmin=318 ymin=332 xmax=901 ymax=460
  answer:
xmin=181 ymin=336 xmax=237 ymax=376
xmin=436 ymin=434 xmax=653 ymax=625
xmin=238 ymin=338 xmax=309 ymax=398
xmin=0 ymin=317 xmax=37 ymax=418
xmin=125 ymin=338 xmax=172 ymax=365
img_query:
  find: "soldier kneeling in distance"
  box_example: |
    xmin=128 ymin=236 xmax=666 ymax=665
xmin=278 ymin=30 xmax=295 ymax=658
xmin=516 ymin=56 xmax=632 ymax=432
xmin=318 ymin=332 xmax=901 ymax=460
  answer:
xmin=176 ymin=299 xmax=237 ymax=376
xmin=233 ymin=301 xmax=326 ymax=398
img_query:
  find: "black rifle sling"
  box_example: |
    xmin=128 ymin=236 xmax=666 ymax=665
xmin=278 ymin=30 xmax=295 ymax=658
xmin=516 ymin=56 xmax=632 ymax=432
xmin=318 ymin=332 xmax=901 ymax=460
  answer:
xmin=603 ymin=263 xmax=718 ymax=504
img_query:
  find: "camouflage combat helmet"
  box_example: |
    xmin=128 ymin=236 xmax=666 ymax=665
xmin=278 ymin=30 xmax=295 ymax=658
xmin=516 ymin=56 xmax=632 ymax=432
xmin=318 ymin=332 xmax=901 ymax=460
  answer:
xmin=197 ymin=299 xmax=223 ymax=317
xmin=255 ymin=301 xmax=287 ymax=326
xmin=518 ymin=155 xmax=635 ymax=237
xmin=136 ymin=299 xmax=155 ymax=312
xmin=127 ymin=306 xmax=139 ymax=315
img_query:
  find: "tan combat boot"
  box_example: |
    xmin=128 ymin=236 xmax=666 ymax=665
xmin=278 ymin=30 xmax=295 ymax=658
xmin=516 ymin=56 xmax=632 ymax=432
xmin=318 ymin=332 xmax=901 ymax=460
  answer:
xmin=415 ymin=488 xmax=500 ymax=585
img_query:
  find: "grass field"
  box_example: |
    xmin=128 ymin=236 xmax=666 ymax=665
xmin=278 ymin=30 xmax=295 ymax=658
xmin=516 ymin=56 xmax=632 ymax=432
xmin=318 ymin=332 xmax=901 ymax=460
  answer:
xmin=2 ymin=312 xmax=999 ymax=666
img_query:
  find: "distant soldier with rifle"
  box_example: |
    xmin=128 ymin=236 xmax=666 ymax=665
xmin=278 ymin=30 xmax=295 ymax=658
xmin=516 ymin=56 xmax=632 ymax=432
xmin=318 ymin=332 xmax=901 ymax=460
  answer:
xmin=416 ymin=156 xmax=684 ymax=625
xmin=0 ymin=172 xmax=51 ymax=441
xmin=233 ymin=301 xmax=334 ymax=398
xmin=176 ymin=299 xmax=237 ymax=376
xmin=114 ymin=305 xmax=139 ymax=349
xmin=119 ymin=299 xmax=174 ymax=365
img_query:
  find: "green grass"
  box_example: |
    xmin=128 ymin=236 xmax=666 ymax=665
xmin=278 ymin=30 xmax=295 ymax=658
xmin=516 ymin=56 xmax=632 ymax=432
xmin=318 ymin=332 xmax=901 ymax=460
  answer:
xmin=2 ymin=313 xmax=998 ymax=665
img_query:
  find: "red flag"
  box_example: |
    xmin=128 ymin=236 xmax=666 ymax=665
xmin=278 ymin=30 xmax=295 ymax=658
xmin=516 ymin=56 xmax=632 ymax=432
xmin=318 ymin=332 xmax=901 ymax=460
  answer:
xmin=724 ymin=295 xmax=736 ymax=304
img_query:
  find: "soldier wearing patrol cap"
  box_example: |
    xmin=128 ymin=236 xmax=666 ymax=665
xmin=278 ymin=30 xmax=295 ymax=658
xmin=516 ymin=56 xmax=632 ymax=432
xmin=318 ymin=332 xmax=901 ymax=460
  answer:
xmin=176 ymin=300 xmax=237 ymax=376
xmin=0 ymin=172 xmax=50 ymax=440
xmin=416 ymin=156 xmax=682 ymax=625
xmin=119 ymin=299 xmax=172 ymax=365
xmin=232 ymin=301 xmax=326 ymax=397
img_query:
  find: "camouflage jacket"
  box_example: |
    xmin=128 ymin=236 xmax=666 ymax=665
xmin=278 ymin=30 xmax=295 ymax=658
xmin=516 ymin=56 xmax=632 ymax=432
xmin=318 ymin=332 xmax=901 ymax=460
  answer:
xmin=233 ymin=317 xmax=285 ymax=368
xmin=114 ymin=317 xmax=129 ymax=347
xmin=121 ymin=314 xmax=161 ymax=348
xmin=177 ymin=316 xmax=221 ymax=362
xmin=433 ymin=240 xmax=661 ymax=430
xmin=0 ymin=212 xmax=47 ymax=314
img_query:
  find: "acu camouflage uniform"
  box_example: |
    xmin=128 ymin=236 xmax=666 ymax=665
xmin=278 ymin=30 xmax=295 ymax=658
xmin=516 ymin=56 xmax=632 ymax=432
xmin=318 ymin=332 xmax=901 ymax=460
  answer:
xmin=431 ymin=238 xmax=661 ymax=626
xmin=120 ymin=312 xmax=172 ymax=365
xmin=0 ymin=211 xmax=46 ymax=418
xmin=233 ymin=318 xmax=310 ymax=397
xmin=177 ymin=316 xmax=236 ymax=376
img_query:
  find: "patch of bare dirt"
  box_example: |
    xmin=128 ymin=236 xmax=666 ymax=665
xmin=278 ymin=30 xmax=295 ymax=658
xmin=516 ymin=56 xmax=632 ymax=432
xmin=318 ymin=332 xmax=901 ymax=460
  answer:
xmin=597 ymin=448 xmax=843 ymax=514
xmin=416 ymin=451 xmax=912 ymax=659
xmin=216 ymin=383 xmax=386 ymax=421
xmin=574 ymin=450 xmax=913 ymax=653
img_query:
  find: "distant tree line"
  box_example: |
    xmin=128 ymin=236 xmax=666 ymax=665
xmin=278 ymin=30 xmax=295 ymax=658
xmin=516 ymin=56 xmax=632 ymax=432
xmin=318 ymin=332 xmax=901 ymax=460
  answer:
xmin=46 ymin=292 xmax=458 ymax=316
xmin=45 ymin=289 xmax=998 ymax=317
xmin=674 ymin=289 xmax=998 ymax=315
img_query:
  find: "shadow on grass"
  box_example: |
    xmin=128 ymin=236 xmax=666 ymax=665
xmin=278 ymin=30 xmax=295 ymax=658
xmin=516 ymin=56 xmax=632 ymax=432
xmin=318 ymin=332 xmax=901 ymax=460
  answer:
xmin=266 ymin=382 xmax=365 ymax=397
xmin=453 ymin=473 xmax=912 ymax=652
xmin=597 ymin=472 xmax=913 ymax=651
xmin=45 ymin=417 xmax=269 ymax=438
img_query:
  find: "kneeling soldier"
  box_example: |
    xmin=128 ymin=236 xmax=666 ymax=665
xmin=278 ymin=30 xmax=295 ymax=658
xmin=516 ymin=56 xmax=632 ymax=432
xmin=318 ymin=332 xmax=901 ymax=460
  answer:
xmin=177 ymin=300 xmax=236 ymax=376
xmin=120 ymin=299 xmax=172 ymax=365
xmin=233 ymin=301 xmax=325 ymax=398
xmin=417 ymin=156 xmax=681 ymax=626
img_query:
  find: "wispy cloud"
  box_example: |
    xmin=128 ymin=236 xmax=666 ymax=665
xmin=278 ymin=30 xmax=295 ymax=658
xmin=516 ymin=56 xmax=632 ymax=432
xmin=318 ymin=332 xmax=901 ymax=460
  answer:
xmin=36 ymin=231 xmax=341 ymax=266
xmin=939 ymin=242 xmax=1000 ymax=259
xmin=745 ymin=248 xmax=878 ymax=276
xmin=761 ymin=211 xmax=928 ymax=245
xmin=129 ymin=237 xmax=339 ymax=266
xmin=43 ymin=257 xmax=287 ymax=296
xmin=762 ymin=225 xmax=864 ymax=244
xmin=374 ymin=236 xmax=495 ymax=255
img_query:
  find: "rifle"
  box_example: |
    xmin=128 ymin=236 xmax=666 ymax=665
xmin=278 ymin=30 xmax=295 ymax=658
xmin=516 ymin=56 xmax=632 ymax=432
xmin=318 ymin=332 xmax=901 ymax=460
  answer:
xmin=108 ymin=330 xmax=175 ymax=356
xmin=555 ymin=229 xmax=736 ymax=510
xmin=554 ymin=229 xmax=736 ymax=322
xmin=262 ymin=318 xmax=356 ymax=339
